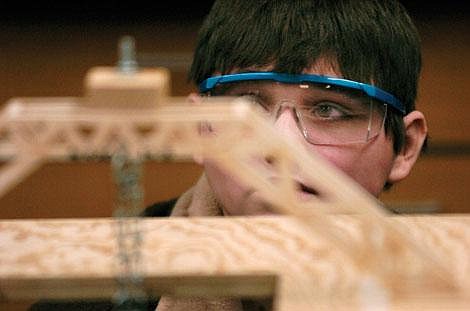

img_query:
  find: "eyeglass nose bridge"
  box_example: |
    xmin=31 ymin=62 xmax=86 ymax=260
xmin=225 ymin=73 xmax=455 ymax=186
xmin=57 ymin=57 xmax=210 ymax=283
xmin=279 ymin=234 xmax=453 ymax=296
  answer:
xmin=272 ymin=100 xmax=298 ymax=120
xmin=271 ymin=99 xmax=309 ymax=139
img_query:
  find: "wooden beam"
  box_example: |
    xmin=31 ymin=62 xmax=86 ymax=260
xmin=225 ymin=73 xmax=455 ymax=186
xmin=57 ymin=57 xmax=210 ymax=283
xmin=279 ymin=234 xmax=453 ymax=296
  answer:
xmin=1 ymin=216 xmax=469 ymax=310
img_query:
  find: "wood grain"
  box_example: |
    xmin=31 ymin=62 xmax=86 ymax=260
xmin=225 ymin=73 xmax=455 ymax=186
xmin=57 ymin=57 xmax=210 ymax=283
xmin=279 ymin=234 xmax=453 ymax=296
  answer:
xmin=1 ymin=216 xmax=469 ymax=310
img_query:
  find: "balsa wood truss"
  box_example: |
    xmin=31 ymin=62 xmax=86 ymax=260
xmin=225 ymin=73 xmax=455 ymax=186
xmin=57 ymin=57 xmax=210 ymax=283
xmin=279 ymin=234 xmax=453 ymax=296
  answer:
xmin=0 ymin=67 xmax=469 ymax=310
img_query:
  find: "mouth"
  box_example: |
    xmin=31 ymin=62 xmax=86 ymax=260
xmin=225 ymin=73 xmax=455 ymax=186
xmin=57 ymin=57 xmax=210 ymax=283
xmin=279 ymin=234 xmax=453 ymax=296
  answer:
xmin=249 ymin=176 xmax=319 ymax=204
xmin=265 ymin=175 xmax=319 ymax=196
xmin=298 ymin=182 xmax=318 ymax=196
xmin=244 ymin=179 xmax=319 ymax=215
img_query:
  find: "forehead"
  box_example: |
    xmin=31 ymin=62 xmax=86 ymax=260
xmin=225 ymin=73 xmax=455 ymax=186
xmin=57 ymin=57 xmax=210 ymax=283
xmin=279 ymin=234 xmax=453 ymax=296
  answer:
xmin=302 ymin=58 xmax=343 ymax=78
xmin=235 ymin=57 xmax=343 ymax=78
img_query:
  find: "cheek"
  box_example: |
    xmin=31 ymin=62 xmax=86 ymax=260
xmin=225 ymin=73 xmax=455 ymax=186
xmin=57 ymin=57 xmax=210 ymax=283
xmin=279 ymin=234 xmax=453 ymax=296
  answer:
xmin=203 ymin=161 xmax=248 ymax=215
xmin=203 ymin=160 xmax=277 ymax=216
xmin=312 ymin=140 xmax=395 ymax=197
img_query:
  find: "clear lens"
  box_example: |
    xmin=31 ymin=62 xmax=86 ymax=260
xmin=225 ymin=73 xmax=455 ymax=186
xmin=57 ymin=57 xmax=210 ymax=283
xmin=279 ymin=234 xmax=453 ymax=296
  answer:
xmin=209 ymin=81 xmax=387 ymax=145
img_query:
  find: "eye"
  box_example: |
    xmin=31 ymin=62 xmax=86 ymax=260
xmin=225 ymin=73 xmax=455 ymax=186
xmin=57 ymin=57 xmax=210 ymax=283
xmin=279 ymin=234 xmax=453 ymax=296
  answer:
xmin=308 ymin=102 xmax=351 ymax=120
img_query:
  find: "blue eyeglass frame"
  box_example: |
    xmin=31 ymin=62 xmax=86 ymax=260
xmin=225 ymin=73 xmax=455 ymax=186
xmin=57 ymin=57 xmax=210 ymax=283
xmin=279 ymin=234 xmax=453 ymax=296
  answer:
xmin=199 ymin=72 xmax=405 ymax=114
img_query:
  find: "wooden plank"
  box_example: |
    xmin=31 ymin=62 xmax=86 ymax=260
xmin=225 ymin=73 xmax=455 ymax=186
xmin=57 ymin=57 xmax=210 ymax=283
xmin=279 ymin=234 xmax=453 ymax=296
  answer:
xmin=1 ymin=216 xmax=469 ymax=310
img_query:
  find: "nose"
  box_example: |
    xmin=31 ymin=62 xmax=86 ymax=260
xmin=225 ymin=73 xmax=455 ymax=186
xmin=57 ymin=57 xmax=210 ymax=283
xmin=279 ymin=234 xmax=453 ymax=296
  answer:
xmin=272 ymin=104 xmax=306 ymax=144
xmin=264 ymin=104 xmax=307 ymax=185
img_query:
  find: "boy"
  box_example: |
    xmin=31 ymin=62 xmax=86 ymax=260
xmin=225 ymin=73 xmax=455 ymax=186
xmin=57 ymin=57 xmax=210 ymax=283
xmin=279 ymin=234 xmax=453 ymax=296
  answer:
xmin=151 ymin=0 xmax=427 ymax=309
xmin=146 ymin=0 xmax=427 ymax=218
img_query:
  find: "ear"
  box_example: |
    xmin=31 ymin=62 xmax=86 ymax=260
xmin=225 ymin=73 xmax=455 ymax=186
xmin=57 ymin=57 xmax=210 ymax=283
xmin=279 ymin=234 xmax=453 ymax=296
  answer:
xmin=387 ymin=110 xmax=428 ymax=184
xmin=187 ymin=92 xmax=202 ymax=105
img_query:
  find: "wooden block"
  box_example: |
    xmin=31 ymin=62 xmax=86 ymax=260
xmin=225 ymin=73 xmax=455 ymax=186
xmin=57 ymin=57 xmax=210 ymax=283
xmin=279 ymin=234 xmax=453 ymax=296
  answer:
xmin=83 ymin=66 xmax=171 ymax=108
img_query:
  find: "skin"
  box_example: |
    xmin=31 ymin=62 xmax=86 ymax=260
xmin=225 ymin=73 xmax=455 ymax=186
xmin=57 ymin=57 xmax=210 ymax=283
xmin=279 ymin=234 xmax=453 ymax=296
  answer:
xmin=191 ymin=59 xmax=428 ymax=216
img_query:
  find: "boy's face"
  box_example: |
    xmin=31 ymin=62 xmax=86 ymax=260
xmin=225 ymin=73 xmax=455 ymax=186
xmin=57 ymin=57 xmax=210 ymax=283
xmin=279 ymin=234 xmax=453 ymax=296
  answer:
xmin=199 ymin=61 xmax=408 ymax=215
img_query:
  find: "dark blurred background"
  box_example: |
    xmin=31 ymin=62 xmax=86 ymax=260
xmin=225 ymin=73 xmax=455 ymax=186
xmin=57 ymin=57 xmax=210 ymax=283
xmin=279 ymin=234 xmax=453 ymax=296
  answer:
xmin=0 ymin=0 xmax=469 ymax=218
xmin=1 ymin=1 xmax=468 ymax=22
xmin=0 ymin=2 xmax=469 ymax=310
